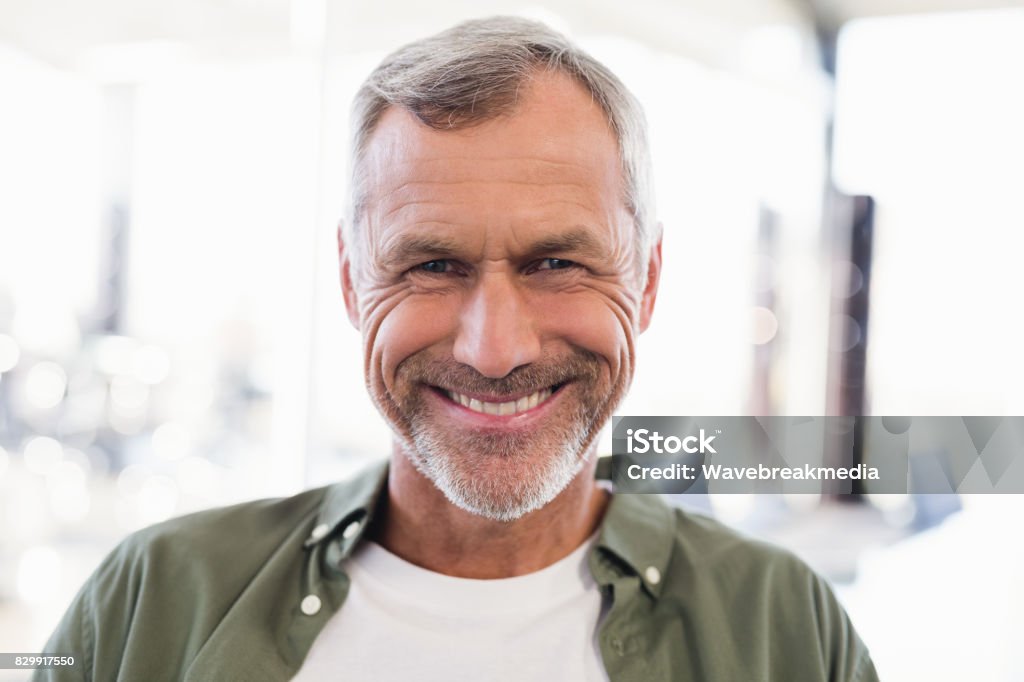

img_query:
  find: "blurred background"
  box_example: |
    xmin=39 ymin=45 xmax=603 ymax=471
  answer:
xmin=2 ymin=0 xmax=1023 ymax=679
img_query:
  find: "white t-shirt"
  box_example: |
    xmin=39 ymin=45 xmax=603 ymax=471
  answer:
xmin=292 ymin=535 xmax=609 ymax=681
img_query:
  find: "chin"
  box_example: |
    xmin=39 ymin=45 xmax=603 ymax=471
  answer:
xmin=403 ymin=427 xmax=592 ymax=522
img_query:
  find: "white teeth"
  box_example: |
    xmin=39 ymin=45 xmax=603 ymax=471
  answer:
xmin=447 ymin=388 xmax=556 ymax=415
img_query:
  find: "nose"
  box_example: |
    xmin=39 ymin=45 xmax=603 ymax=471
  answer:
xmin=452 ymin=271 xmax=542 ymax=379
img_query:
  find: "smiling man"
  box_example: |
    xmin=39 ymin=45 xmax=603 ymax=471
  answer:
xmin=38 ymin=17 xmax=878 ymax=682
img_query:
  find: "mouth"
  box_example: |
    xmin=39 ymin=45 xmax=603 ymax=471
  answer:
xmin=433 ymin=384 xmax=564 ymax=416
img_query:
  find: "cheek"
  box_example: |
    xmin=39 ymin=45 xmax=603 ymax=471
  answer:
xmin=369 ymin=295 xmax=459 ymax=387
xmin=535 ymin=291 xmax=636 ymax=379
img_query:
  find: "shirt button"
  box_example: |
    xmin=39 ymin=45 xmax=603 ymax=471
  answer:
xmin=309 ymin=523 xmax=329 ymax=541
xmin=644 ymin=566 xmax=661 ymax=585
xmin=342 ymin=520 xmax=362 ymax=539
xmin=300 ymin=594 xmax=322 ymax=616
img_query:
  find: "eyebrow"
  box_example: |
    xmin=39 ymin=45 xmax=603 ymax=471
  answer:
xmin=522 ymin=229 xmax=606 ymax=260
xmin=381 ymin=234 xmax=463 ymax=264
xmin=380 ymin=227 xmax=607 ymax=265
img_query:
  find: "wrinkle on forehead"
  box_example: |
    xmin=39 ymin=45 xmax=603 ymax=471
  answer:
xmin=359 ymin=71 xmax=626 ymax=216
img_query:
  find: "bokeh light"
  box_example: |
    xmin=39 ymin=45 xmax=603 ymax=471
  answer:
xmin=116 ymin=464 xmax=149 ymax=497
xmin=832 ymin=261 xmax=864 ymax=298
xmin=109 ymin=374 xmax=149 ymax=411
xmin=151 ymin=422 xmax=192 ymax=461
xmin=25 ymin=361 xmax=67 ymax=409
xmin=751 ymin=306 xmax=780 ymax=345
xmin=94 ymin=335 xmax=137 ymax=376
xmin=132 ymin=344 xmax=170 ymax=385
xmin=829 ymin=314 xmax=861 ymax=352
xmin=23 ymin=436 xmax=63 ymax=476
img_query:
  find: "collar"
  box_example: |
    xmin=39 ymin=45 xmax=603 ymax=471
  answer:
xmin=591 ymin=486 xmax=675 ymax=599
xmin=304 ymin=458 xmax=388 ymax=560
xmin=305 ymin=456 xmax=675 ymax=599
xmin=590 ymin=455 xmax=676 ymax=598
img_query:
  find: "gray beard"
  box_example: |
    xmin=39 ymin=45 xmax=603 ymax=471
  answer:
xmin=403 ymin=415 xmax=591 ymax=522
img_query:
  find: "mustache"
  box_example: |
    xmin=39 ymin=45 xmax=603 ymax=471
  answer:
xmin=396 ymin=348 xmax=603 ymax=398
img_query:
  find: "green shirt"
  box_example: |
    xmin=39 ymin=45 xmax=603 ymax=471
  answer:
xmin=36 ymin=460 xmax=878 ymax=681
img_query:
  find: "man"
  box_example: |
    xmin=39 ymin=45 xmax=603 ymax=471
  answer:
xmin=38 ymin=17 xmax=879 ymax=682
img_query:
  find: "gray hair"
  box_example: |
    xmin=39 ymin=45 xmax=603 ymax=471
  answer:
xmin=346 ymin=16 xmax=656 ymax=264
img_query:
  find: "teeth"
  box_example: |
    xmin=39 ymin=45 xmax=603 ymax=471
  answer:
xmin=447 ymin=388 xmax=555 ymax=416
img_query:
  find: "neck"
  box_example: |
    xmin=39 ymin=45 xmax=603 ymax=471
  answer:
xmin=371 ymin=445 xmax=609 ymax=579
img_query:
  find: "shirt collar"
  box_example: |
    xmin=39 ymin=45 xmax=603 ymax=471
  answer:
xmin=306 ymin=456 xmax=676 ymax=599
xmin=591 ymin=488 xmax=675 ymax=599
xmin=590 ymin=454 xmax=675 ymax=598
xmin=304 ymin=458 xmax=388 ymax=557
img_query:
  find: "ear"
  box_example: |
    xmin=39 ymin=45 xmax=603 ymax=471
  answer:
xmin=638 ymin=225 xmax=663 ymax=334
xmin=337 ymin=221 xmax=361 ymax=330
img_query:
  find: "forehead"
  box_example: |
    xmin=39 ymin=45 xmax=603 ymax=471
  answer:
xmin=359 ymin=71 xmax=628 ymax=240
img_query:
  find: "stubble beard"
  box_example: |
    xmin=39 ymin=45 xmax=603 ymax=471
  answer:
xmin=387 ymin=349 xmax=622 ymax=522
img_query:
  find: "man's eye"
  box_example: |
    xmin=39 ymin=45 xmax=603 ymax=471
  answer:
xmin=535 ymin=258 xmax=578 ymax=271
xmin=417 ymin=260 xmax=450 ymax=274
